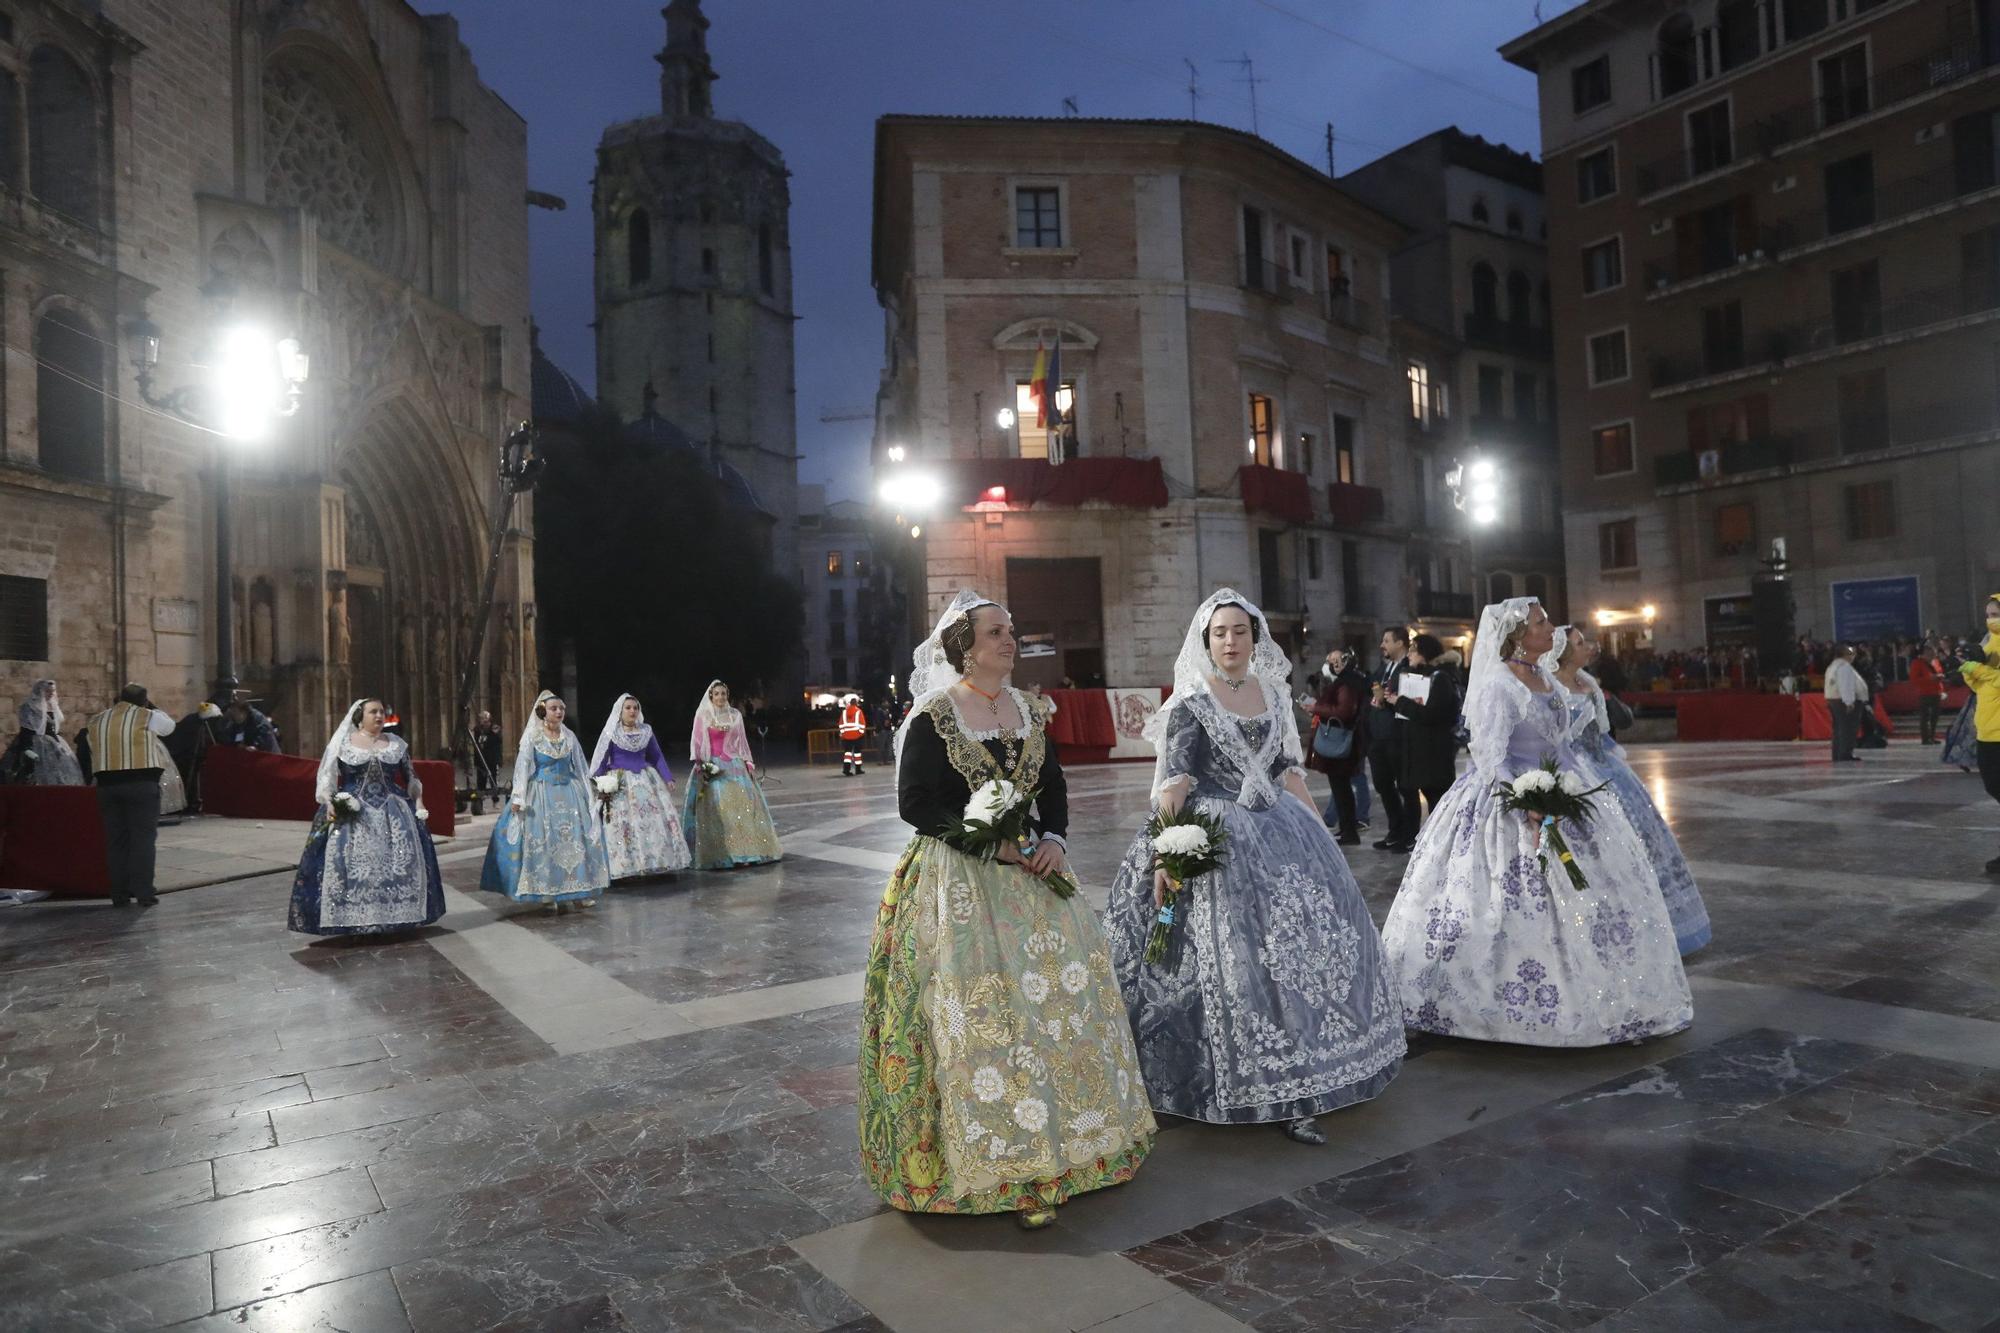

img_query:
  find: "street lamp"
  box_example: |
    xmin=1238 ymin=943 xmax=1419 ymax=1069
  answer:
xmin=130 ymin=317 xmax=310 ymax=699
xmin=995 ymin=406 xmax=1016 ymax=430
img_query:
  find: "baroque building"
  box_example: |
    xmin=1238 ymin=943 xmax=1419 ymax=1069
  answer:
xmin=871 ymin=115 xmax=1420 ymax=686
xmin=592 ymin=0 xmax=800 ymax=684
xmin=1505 ymin=0 xmax=2000 ymax=656
xmin=0 ymin=0 xmax=535 ymax=755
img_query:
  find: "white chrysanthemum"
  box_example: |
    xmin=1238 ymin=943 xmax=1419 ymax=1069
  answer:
xmin=333 ymin=792 xmax=361 ymax=812
xmin=592 ymin=774 xmax=619 ymax=795
xmin=1020 ymin=971 xmax=1050 ymax=1004
xmin=963 ymin=779 xmax=1020 ymax=824
xmin=1068 ymin=1013 xmax=1086 ymax=1036
xmin=1512 ymin=770 xmax=1556 ymax=795
xmin=1557 ymin=771 xmax=1590 ymax=796
xmin=1152 ymin=824 xmax=1211 ymax=856
xmin=1013 ymin=1097 xmax=1049 ymax=1131
xmin=1059 ymin=961 xmax=1089 ymax=994
xmin=971 ymin=1066 xmax=1005 ymax=1103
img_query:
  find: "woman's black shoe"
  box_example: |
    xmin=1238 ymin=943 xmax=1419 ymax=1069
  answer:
xmin=1371 ymin=837 xmax=1397 ymax=850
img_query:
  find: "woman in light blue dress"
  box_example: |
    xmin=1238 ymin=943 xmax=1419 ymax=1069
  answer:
xmin=480 ymin=691 xmax=610 ymax=912
xmin=1105 ymin=591 xmax=1404 ymax=1144
xmin=1382 ymin=598 xmax=1692 ymax=1047
xmin=1546 ymin=626 xmax=1711 ymax=955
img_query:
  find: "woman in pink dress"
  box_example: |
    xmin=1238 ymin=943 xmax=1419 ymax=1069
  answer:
xmin=682 ymin=680 xmax=783 ymax=869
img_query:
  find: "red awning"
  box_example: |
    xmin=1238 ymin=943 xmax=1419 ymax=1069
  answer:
xmin=939 ymin=457 xmax=1169 ymax=510
xmin=1239 ymin=464 xmax=1313 ymax=525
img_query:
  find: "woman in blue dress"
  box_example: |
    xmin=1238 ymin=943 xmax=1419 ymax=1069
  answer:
xmin=1545 ymin=626 xmax=1711 ymax=955
xmin=1105 ymin=591 xmax=1405 ymax=1144
xmin=289 ymin=698 xmax=444 ymax=937
xmin=1382 ymin=598 xmax=1692 ymax=1047
xmin=481 ymin=690 xmax=610 ymax=912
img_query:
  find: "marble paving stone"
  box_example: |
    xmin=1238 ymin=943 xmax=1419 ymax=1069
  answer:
xmin=0 ymin=1252 xmax=213 ymax=1332
xmin=0 ymin=742 xmax=1995 ymax=1332
xmin=167 ymin=1268 xmax=413 ymax=1332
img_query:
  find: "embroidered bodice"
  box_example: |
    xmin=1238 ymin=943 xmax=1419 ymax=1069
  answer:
xmin=896 ymin=689 xmax=1066 ymax=839
xmin=1158 ymin=691 xmax=1296 ymax=812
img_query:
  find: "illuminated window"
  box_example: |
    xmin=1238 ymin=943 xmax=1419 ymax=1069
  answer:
xmin=826 ymin=551 xmax=842 ymax=576
xmin=1593 ymin=422 xmax=1635 ymax=476
xmin=1014 ymin=380 xmax=1076 ymax=460
xmin=1247 ymin=393 xmax=1275 ymax=466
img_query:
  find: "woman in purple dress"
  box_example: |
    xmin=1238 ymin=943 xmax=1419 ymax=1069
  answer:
xmin=589 ymin=693 xmax=692 ymax=880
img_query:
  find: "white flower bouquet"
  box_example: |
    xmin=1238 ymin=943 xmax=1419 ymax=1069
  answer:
xmin=948 ymin=778 xmax=1076 ymax=899
xmin=330 ymin=791 xmax=362 ymax=824
xmin=1142 ymin=806 xmax=1229 ymax=966
xmin=1493 ymin=757 xmax=1608 ymax=891
xmin=592 ymin=772 xmax=621 ymax=814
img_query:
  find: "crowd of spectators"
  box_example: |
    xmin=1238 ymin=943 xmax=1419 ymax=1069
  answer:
xmin=1598 ymin=633 xmax=1989 ymax=697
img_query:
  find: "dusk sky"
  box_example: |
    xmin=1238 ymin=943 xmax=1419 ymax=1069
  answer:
xmin=449 ymin=1 xmax=1558 ymax=501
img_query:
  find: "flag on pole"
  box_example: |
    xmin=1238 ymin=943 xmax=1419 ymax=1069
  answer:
xmin=1029 ymin=339 xmax=1050 ymax=428
xmin=1045 ymin=332 xmax=1063 ymax=431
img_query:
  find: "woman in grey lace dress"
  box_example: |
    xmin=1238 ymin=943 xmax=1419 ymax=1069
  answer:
xmin=1106 ymin=591 xmax=1405 ymax=1144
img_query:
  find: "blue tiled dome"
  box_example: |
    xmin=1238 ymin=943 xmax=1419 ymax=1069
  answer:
xmin=530 ymin=344 xmax=594 ymax=426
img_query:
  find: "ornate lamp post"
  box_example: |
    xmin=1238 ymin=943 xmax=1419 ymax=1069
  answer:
xmin=127 ymin=316 xmax=309 ymax=700
xmin=452 ymin=421 xmax=544 ymax=810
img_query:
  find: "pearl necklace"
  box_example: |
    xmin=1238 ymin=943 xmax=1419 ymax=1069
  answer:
xmin=1217 ymin=673 xmax=1250 ymax=692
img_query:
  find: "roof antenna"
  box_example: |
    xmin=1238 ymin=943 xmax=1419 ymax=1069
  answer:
xmin=1184 ymin=58 xmax=1201 ymax=120
xmin=1061 ymin=95 xmax=1079 ymax=117
xmin=1230 ymin=55 xmax=1265 ymax=138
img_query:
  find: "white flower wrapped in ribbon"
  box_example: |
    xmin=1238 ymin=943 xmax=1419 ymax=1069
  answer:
xmin=592 ymin=774 xmax=621 ymax=796
xmin=1151 ymin=823 xmax=1213 ymax=858
xmin=963 ymin=778 xmax=1022 ymax=826
xmin=1494 ymin=757 xmax=1609 ymax=892
xmin=949 ymin=778 xmax=1075 ymax=899
xmin=330 ymin=791 xmax=362 ymax=823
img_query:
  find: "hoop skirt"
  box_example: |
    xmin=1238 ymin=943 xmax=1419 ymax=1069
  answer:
xmin=859 ymin=696 xmax=1154 ymax=1214
xmin=1569 ymin=699 xmax=1711 ymax=955
xmin=8 ymin=723 xmax=83 ymax=785
xmin=289 ymin=739 xmax=444 ymax=936
xmin=481 ymin=740 xmax=610 ymax=904
xmin=1105 ymin=701 xmax=1404 ymax=1123
xmin=682 ymin=757 xmax=783 ymax=869
xmin=599 ymin=767 xmax=692 ymax=879
xmin=1943 ymin=698 xmax=1978 ymax=769
xmin=1382 ymin=683 xmax=1693 ymax=1047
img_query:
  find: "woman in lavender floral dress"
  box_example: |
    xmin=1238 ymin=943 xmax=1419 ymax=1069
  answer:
xmin=1545 ymin=626 xmax=1710 ymax=955
xmin=1381 ymin=599 xmax=1693 ymax=1047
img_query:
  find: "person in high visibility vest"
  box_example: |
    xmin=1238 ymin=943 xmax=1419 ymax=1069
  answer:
xmin=839 ymin=694 xmax=868 ymax=776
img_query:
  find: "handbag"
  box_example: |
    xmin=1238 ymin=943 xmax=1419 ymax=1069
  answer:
xmin=1312 ymin=718 xmax=1355 ymax=761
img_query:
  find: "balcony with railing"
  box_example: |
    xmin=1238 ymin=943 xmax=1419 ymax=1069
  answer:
xmin=1756 ymin=39 xmax=1997 ymax=157
xmin=1405 ymin=383 xmax=1449 ymax=438
xmin=1650 ymin=331 xmax=1779 ymax=391
xmin=1415 ymin=588 xmax=1475 ymax=620
xmin=1772 ymin=160 xmax=2000 ymax=255
xmin=1643 ymin=225 xmax=1783 ymax=292
xmin=1326 ymin=481 xmax=1386 ymax=528
xmin=1652 ymin=434 xmax=1794 ymax=487
xmin=1327 ymin=291 xmax=1376 ymax=335
xmin=1239 ymin=254 xmax=1294 ymax=303
xmin=1771 ymin=281 xmax=2000 ymax=361
xmin=1468 ymin=413 xmax=1557 ymax=451
xmin=1462 ymin=311 xmax=1554 ymax=356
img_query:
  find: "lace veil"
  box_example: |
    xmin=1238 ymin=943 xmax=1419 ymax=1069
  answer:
xmin=1465 ymin=597 xmax=1542 ymax=772
xmin=1539 ymin=625 xmax=1610 ymax=738
xmin=315 ymin=697 xmax=367 ymax=805
xmin=590 ymin=692 xmax=653 ymax=773
xmin=1144 ymin=588 xmax=1302 ymax=807
xmin=893 ymin=589 xmax=1000 ymax=767
xmin=690 ymin=680 xmax=752 ymax=763
xmin=18 ymin=679 xmax=60 ymax=735
xmin=514 ymin=690 xmax=587 ymax=795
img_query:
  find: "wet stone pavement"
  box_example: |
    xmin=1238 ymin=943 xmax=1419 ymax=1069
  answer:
xmin=0 ymin=740 xmax=1996 ymax=1332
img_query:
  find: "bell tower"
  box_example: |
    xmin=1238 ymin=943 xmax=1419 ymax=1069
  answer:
xmin=657 ymin=0 xmax=716 ymax=119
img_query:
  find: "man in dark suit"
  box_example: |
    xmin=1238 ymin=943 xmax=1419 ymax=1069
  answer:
xmin=1367 ymin=625 xmax=1413 ymax=852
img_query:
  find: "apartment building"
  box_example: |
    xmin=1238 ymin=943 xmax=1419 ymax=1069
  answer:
xmin=870 ymin=115 xmax=1420 ymax=686
xmin=1505 ymin=0 xmax=2000 ymax=654
xmin=1343 ymin=128 xmax=1566 ymax=633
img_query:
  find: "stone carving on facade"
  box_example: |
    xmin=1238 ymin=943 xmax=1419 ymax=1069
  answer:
xmin=263 ymin=59 xmax=392 ymax=268
xmin=396 ymin=613 xmax=416 ymax=676
xmin=520 ymin=602 xmax=538 ymax=683
xmin=344 ymin=493 xmax=386 ymax=569
xmin=320 ymin=249 xmax=411 ymax=414
xmin=249 ymin=578 xmax=277 ymax=667
xmin=328 ymin=585 xmax=350 ymax=665
xmin=415 ymin=308 xmax=482 ymax=429
xmin=207 ymin=220 xmax=278 ymax=295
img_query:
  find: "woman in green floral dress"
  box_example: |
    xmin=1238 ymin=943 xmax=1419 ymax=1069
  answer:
xmin=859 ymin=591 xmax=1155 ymax=1229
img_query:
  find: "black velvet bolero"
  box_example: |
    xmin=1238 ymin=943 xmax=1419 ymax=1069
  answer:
xmin=896 ymin=692 xmax=1068 ymax=841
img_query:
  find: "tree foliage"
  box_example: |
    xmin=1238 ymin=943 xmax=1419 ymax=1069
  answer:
xmin=532 ymin=405 xmax=802 ymax=732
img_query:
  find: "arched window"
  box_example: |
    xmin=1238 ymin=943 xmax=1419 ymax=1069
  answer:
xmin=1657 ymin=14 xmax=1698 ymax=97
xmin=1489 ymin=571 xmax=1515 ymax=602
xmin=1507 ymin=270 xmax=1532 ymax=327
xmin=36 ymin=309 xmax=104 ymax=480
xmin=28 ymin=46 xmax=98 ymax=226
xmin=1506 ymin=207 xmax=1524 ymax=234
xmin=1471 ymin=263 xmax=1499 ymax=321
xmin=1471 ymin=195 xmax=1490 ymax=225
xmin=1717 ymin=0 xmax=1760 ymax=72
xmin=627 ymin=210 xmax=651 ymax=284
